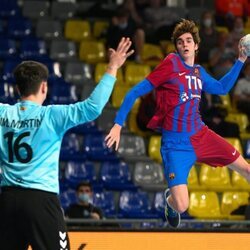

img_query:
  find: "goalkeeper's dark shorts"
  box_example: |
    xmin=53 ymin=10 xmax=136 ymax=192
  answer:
xmin=0 ymin=186 xmax=70 ymax=250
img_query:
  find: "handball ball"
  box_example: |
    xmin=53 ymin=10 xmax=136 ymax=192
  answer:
xmin=240 ymin=34 xmax=250 ymax=56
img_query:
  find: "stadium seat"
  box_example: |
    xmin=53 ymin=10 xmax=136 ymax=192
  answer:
xmin=218 ymin=94 xmax=233 ymax=111
xmin=19 ymin=37 xmax=47 ymax=60
xmin=187 ymin=166 xmax=200 ymax=190
xmin=64 ymin=19 xmax=91 ymax=42
xmin=153 ymin=191 xmax=165 ymax=218
xmin=7 ymin=17 xmax=32 ymax=39
xmin=221 ymin=191 xmax=249 ymax=220
xmin=93 ymin=191 xmax=116 ymax=218
xmin=64 ymin=61 xmax=94 ymax=85
xmin=215 ymin=26 xmax=229 ymax=34
xmin=1 ymin=59 xmax=22 ymax=82
xmin=111 ymin=85 xmax=130 ymax=108
xmin=199 ymin=163 xmax=232 ymax=191
xmin=93 ymin=20 xmax=109 ymax=39
xmin=225 ymin=113 xmax=249 ymax=133
xmin=48 ymin=76 xmax=77 ymax=104
xmin=245 ymin=139 xmax=250 ymax=159
xmin=64 ymin=161 xmax=96 ymax=189
xmin=50 ymin=39 xmax=77 ymax=62
xmin=133 ymin=161 xmax=165 ymax=187
xmin=96 ymin=107 xmax=117 ymax=132
xmin=59 ymin=133 xmax=86 ymax=161
xmin=188 ymin=191 xmax=224 ymax=219
xmin=51 ymin=1 xmax=77 ymax=20
xmin=124 ymin=64 xmax=151 ymax=86
xmin=95 ymin=63 xmax=124 ymax=84
xmin=119 ymin=191 xmax=155 ymax=218
xmin=100 ymin=161 xmax=135 ymax=190
xmin=148 ymin=135 xmax=162 ymax=163
xmin=0 ymin=0 xmax=20 ymax=18
xmin=0 ymin=81 xmax=16 ymax=104
xmin=36 ymin=19 xmax=63 ymax=40
xmin=60 ymin=189 xmax=77 ymax=210
xmin=141 ymin=43 xmax=164 ymax=66
xmin=118 ymin=134 xmax=147 ymax=160
xmin=128 ymin=99 xmax=153 ymax=137
xmin=225 ymin=137 xmax=243 ymax=154
xmin=79 ymin=41 xmax=106 ymax=64
xmin=69 ymin=122 xmax=98 ymax=135
xmin=83 ymin=133 xmax=117 ymax=161
xmin=0 ymin=38 xmax=17 ymax=60
xmin=231 ymin=171 xmax=250 ymax=191
xmin=22 ymin=0 xmax=50 ymax=20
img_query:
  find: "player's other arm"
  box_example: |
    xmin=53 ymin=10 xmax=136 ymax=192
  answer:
xmin=202 ymin=38 xmax=248 ymax=95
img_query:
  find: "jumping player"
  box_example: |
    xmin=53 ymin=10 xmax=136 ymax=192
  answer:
xmin=0 ymin=37 xmax=133 ymax=250
xmin=105 ymin=20 xmax=250 ymax=228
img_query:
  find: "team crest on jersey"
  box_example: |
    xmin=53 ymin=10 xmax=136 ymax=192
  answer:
xmin=169 ymin=173 xmax=175 ymax=180
xmin=180 ymin=92 xmax=189 ymax=102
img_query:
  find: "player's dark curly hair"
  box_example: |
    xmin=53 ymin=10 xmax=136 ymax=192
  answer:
xmin=14 ymin=61 xmax=49 ymax=97
xmin=172 ymin=19 xmax=200 ymax=49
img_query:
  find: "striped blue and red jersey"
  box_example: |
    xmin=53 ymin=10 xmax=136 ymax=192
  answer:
xmin=115 ymin=53 xmax=244 ymax=134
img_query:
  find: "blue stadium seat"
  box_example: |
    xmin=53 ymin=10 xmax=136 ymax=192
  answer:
xmin=60 ymin=189 xmax=77 ymax=210
xmin=69 ymin=122 xmax=99 ymax=135
xmin=59 ymin=133 xmax=86 ymax=161
xmin=93 ymin=191 xmax=116 ymax=218
xmin=0 ymin=81 xmax=16 ymax=104
xmin=119 ymin=191 xmax=156 ymax=218
xmin=1 ymin=59 xmax=22 ymax=82
xmin=7 ymin=17 xmax=32 ymax=39
xmin=245 ymin=139 xmax=250 ymax=159
xmin=47 ymin=76 xmax=77 ymax=104
xmin=0 ymin=0 xmax=20 ymax=18
xmin=64 ymin=161 xmax=96 ymax=189
xmin=83 ymin=133 xmax=117 ymax=161
xmin=0 ymin=20 xmax=5 ymax=35
xmin=0 ymin=38 xmax=17 ymax=60
xmin=100 ymin=161 xmax=136 ymax=190
xmin=154 ymin=191 xmax=165 ymax=218
xmin=19 ymin=37 xmax=47 ymax=60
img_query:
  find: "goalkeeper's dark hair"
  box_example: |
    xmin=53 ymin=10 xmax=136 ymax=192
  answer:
xmin=14 ymin=61 xmax=49 ymax=97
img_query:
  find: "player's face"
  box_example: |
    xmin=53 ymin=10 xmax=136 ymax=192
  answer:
xmin=176 ymin=33 xmax=198 ymax=61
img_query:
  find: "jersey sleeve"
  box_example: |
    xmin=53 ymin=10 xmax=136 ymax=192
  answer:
xmin=146 ymin=55 xmax=174 ymax=87
xmin=48 ymin=73 xmax=116 ymax=134
xmin=201 ymin=60 xmax=244 ymax=95
xmin=114 ymin=79 xmax=154 ymax=126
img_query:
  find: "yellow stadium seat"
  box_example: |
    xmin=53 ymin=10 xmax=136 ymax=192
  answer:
xmin=95 ymin=63 xmax=124 ymax=83
xmin=231 ymin=171 xmax=250 ymax=191
xmin=215 ymin=26 xmax=229 ymax=34
xmin=199 ymin=163 xmax=232 ymax=191
xmin=141 ymin=43 xmax=164 ymax=66
xmin=125 ymin=64 xmax=151 ymax=86
xmin=79 ymin=41 xmax=106 ymax=64
xmin=93 ymin=20 xmax=109 ymax=39
xmin=188 ymin=191 xmax=225 ymax=219
xmin=225 ymin=137 xmax=243 ymax=155
xmin=148 ymin=135 xmax=162 ymax=163
xmin=187 ymin=166 xmax=200 ymax=190
xmin=221 ymin=191 xmax=249 ymax=220
xmin=218 ymin=94 xmax=233 ymax=111
xmin=111 ymin=85 xmax=131 ymax=108
xmin=128 ymin=99 xmax=154 ymax=137
xmin=65 ymin=20 xmax=91 ymax=42
xmin=225 ymin=113 xmax=249 ymax=133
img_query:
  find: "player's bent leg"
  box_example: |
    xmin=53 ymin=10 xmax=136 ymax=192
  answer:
xmin=228 ymin=155 xmax=250 ymax=183
xmin=164 ymin=184 xmax=189 ymax=228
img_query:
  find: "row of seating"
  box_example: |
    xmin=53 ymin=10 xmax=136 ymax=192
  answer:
xmin=60 ymin=189 xmax=249 ymax=220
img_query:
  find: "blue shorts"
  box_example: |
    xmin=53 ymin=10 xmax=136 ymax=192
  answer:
xmin=160 ymin=130 xmax=196 ymax=188
xmin=160 ymin=126 xmax=240 ymax=188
